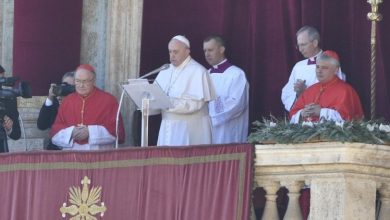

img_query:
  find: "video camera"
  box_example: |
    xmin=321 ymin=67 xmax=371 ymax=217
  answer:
xmin=0 ymin=76 xmax=32 ymax=123
xmin=52 ymin=83 xmax=75 ymax=96
xmin=0 ymin=76 xmax=31 ymax=99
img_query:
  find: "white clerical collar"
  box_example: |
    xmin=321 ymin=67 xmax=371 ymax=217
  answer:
xmin=212 ymin=59 xmax=227 ymax=69
xmin=174 ymin=56 xmax=191 ymax=71
xmin=309 ymin=50 xmax=322 ymax=61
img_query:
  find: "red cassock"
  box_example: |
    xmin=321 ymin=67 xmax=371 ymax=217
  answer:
xmin=50 ymin=87 xmax=125 ymax=144
xmin=290 ymin=76 xmax=364 ymax=122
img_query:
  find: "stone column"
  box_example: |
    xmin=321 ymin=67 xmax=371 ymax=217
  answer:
xmin=378 ymin=183 xmax=390 ymax=220
xmin=281 ymin=180 xmax=304 ymax=220
xmin=105 ymin=0 xmax=144 ymax=145
xmin=0 ymin=0 xmax=2 ymax=59
xmin=0 ymin=0 xmax=14 ymax=73
xmin=80 ymin=1 xmax=108 ymax=89
xmin=259 ymin=180 xmax=280 ymax=220
xmin=310 ymin=176 xmax=377 ymax=220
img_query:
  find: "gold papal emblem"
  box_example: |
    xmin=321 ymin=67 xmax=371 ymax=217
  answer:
xmin=60 ymin=176 xmax=107 ymax=219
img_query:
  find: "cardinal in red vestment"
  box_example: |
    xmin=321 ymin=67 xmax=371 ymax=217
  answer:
xmin=290 ymin=50 xmax=364 ymax=123
xmin=50 ymin=64 xmax=125 ymax=150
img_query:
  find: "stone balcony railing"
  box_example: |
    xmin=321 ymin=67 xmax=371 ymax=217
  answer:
xmin=254 ymin=142 xmax=390 ymax=220
xmin=8 ymin=96 xmax=48 ymax=152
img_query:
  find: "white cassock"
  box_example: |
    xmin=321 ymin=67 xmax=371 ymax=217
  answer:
xmin=208 ymin=60 xmax=249 ymax=144
xmin=281 ymin=51 xmax=346 ymax=111
xmin=154 ymin=56 xmax=215 ymax=146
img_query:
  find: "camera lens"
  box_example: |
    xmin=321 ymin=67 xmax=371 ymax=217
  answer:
xmin=52 ymin=85 xmax=62 ymax=96
xmin=52 ymin=83 xmax=75 ymax=96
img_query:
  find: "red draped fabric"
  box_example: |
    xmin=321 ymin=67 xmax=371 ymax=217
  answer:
xmin=140 ymin=2 xmax=390 ymax=218
xmin=13 ymin=0 xmax=82 ymax=95
xmin=141 ymin=0 xmax=390 ymax=146
xmin=0 ymin=144 xmax=253 ymax=220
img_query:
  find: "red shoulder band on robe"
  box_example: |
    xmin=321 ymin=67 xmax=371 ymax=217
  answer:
xmin=289 ymin=77 xmax=364 ymax=122
xmin=50 ymin=87 xmax=125 ymax=144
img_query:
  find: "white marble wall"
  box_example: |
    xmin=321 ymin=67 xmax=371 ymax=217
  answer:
xmin=0 ymin=1 xmax=2 ymax=61
xmin=0 ymin=0 xmax=14 ymax=74
xmin=80 ymin=0 xmax=108 ymax=89
xmin=105 ymin=0 xmax=144 ymax=146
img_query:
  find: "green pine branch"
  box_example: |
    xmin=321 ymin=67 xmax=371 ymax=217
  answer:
xmin=248 ymin=118 xmax=390 ymax=145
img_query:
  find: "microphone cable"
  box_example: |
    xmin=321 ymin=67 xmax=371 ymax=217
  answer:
xmin=115 ymin=84 xmax=126 ymax=149
xmin=18 ymin=114 xmax=28 ymax=151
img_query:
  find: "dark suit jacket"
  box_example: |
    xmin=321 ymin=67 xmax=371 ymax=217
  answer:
xmin=0 ymin=98 xmax=21 ymax=153
xmin=37 ymin=98 xmax=59 ymax=130
xmin=37 ymin=98 xmax=62 ymax=150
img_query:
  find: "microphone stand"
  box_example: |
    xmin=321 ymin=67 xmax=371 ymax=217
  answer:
xmin=115 ymin=86 xmax=126 ymax=149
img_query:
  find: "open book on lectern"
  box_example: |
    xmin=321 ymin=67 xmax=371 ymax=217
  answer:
xmin=122 ymin=79 xmax=172 ymax=111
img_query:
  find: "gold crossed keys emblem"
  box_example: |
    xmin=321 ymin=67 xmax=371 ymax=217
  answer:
xmin=60 ymin=176 xmax=107 ymax=219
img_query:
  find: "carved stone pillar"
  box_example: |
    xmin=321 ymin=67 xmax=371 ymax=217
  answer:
xmin=106 ymin=0 xmax=144 ymax=145
xmin=0 ymin=1 xmax=2 ymax=59
xmin=0 ymin=0 xmax=14 ymax=73
xmin=258 ymin=180 xmax=280 ymax=220
xmin=281 ymin=180 xmax=304 ymax=220
xmin=80 ymin=1 xmax=108 ymax=88
xmin=378 ymin=183 xmax=390 ymax=220
xmin=310 ymin=176 xmax=377 ymax=220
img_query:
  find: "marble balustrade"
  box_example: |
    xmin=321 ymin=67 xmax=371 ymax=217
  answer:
xmin=254 ymin=142 xmax=390 ymax=220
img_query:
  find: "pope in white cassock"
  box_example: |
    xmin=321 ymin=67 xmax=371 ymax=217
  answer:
xmin=154 ymin=35 xmax=215 ymax=146
xmin=203 ymin=35 xmax=249 ymax=144
xmin=281 ymin=26 xmax=346 ymax=111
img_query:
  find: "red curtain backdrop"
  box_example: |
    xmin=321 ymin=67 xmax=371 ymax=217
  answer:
xmin=13 ymin=0 xmax=82 ymax=95
xmin=141 ymin=0 xmax=390 ymax=142
xmin=0 ymin=144 xmax=253 ymax=220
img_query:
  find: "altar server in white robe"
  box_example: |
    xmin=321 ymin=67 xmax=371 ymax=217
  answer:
xmin=154 ymin=35 xmax=215 ymax=146
xmin=281 ymin=26 xmax=346 ymax=111
xmin=203 ymin=35 xmax=249 ymax=144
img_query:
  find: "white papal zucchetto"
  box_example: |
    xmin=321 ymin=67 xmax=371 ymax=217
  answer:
xmin=171 ymin=35 xmax=190 ymax=48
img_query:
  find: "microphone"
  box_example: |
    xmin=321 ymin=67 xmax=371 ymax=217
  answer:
xmin=139 ymin=64 xmax=170 ymax=79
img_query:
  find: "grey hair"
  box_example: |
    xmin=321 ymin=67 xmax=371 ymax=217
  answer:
xmin=317 ymin=52 xmax=340 ymax=68
xmin=62 ymin=71 xmax=75 ymax=81
xmin=296 ymin=26 xmax=320 ymax=43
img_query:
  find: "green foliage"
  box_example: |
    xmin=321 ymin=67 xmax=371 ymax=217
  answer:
xmin=248 ymin=117 xmax=390 ymax=145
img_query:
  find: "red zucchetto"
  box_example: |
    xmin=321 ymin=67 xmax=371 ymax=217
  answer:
xmin=322 ymin=50 xmax=340 ymax=61
xmin=76 ymin=64 xmax=95 ymax=73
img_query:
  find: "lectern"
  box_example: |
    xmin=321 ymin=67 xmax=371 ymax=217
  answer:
xmin=122 ymin=79 xmax=171 ymax=146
